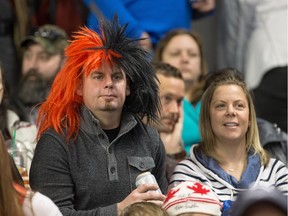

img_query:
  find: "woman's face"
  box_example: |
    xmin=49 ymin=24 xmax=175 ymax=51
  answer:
xmin=161 ymin=34 xmax=201 ymax=84
xmin=209 ymin=84 xmax=250 ymax=145
xmin=0 ymin=70 xmax=3 ymax=104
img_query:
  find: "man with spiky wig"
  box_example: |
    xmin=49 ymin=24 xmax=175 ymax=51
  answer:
xmin=29 ymin=17 xmax=167 ymax=215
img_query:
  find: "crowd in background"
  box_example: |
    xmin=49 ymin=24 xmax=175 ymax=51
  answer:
xmin=0 ymin=0 xmax=287 ymax=216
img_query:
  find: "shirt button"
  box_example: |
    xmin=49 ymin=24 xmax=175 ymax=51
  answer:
xmin=139 ymin=162 xmax=144 ymax=169
xmin=110 ymin=167 xmax=116 ymax=173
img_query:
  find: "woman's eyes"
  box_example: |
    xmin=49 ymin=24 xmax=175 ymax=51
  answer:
xmin=236 ymin=103 xmax=245 ymax=109
xmin=215 ymin=103 xmax=225 ymax=109
xmin=215 ymin=103 xmax=245 ymax=109
xmin=169 ymin=52 xmax=199 ymax=57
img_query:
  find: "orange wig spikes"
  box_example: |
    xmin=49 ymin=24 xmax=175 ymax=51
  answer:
xmin=37 ymin=16 xmax=161 ymax=141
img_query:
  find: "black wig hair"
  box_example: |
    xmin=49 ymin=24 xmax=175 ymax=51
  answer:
xmin=98 ymin=16 xmax=161 ymax=122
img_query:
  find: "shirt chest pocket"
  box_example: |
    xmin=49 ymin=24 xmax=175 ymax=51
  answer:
xmin=127 ymin=156 xmax=155 ymax=188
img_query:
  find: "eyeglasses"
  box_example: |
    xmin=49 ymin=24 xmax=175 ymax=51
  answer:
xmin=34 ymin=27 xmax=66 ymax=41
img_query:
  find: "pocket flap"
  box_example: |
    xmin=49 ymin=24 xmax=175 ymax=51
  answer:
xmin=127 ymin=156 xmax=155 ymax=171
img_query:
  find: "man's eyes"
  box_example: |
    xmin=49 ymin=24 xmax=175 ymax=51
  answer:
xmin=112 ymin=74 xmax=124 ymax=80
xmin=92 ymin=75 xmax=103 ymax=80
xmin=91 ymin=74 xmax=124 ymax=80
xmin=39 ymin=54 xmax=50 ymax=61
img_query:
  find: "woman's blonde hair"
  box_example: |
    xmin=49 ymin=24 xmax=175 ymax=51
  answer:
xmin=199 ymin=68 xmax=269 ymax=166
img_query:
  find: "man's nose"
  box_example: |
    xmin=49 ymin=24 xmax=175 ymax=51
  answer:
xmin=27 ymin=56 xmax=39 ymax=71
xmin=169 ymin=100 xmax=180 ymax=114
xmin=104 ymin=76 xmax=113 ymax=88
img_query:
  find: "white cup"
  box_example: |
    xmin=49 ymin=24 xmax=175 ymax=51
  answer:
xmin=135 ymin=171 xmax=162 ymax=194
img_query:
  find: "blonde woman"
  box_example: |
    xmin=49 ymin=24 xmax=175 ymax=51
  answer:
xmin=169 ymin=68 xmax=288 ymax=215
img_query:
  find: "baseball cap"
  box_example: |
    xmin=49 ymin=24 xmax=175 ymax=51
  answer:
xmin=163 ymin=181 xmax=223 ymax=216
xmin=21 ymin=24 xmax=68 ymax=54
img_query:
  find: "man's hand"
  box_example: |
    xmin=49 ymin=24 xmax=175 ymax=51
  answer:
xmin=160 ymin=106 xmax=184 ymax=155
xmin=192 ymin=0 xmax=215 ymax=12
xmin=117 ymin=184 xmax=166 ymax=215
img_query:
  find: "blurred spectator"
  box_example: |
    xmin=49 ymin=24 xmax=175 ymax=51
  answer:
xmin=1 ymin=63 xmax=36 ymax=185
xmin=256 ymin=117 xmax=287 ymax=165
xmin=121 ymin=202 xmax=169 ymax=216
xmin=31 ymin=0 xmax=88 ymax=38
xmin=83 ymin=0 xmax=215 ymax=51
xmin=0 ymin=131 xmax=63 ymax=216
xmin=217 ymin=0 xmax=287 ymax=132
xmin=231 ymin=186 xmax=287 ymax=216
xmin=151 ymin=62 xmax=186 ymax=182
xmin=154 ymin=29 xmax=208 ymax=154
xmin=0 ymin=0 xmax=22 ymax=91
xmin=10 ymin=24 xmax=68 ymax=124
xmin=163 ymin=181 xmax=222 ymax=216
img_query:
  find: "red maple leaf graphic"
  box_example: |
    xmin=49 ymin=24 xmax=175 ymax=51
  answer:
xmin=187 ymin=182 xmax=210 ymax=195
xmin=164 ymin=188 xmax=180 ymax=204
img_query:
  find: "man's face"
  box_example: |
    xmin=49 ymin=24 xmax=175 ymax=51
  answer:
xmin=77 ymin=61 xmax=130 ymax=126
xmin=157 ymin=73 xmax=185 ymax=133
xmin=18 ymin=43 xmax=63 ymax=105
xmin=22 ymin=43 xmax=62 ymax=80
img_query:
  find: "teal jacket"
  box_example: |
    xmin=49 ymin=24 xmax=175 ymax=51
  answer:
xmin=182 ymin=98 xmax=201 ymax=154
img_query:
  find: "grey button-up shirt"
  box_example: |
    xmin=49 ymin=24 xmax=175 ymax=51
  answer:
xmin=30 ymin=106 xmax=167 ymax=216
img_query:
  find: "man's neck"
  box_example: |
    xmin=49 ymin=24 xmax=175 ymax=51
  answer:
xmin=97 ymin=111 xmax=121 ymax=130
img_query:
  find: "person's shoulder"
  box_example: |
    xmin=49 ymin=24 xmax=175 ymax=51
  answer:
xmin=41 ymin=128 xmax=66 ymax=141
xmin=23 ymin=191 xmax=62 ymax=216
xmin=7 ymin=109 xmax=20 ymax=129
xmin=143 ymin=124 xmax=161 ymax=139
xmin=267 ymin=157 xmax=287 ymax=166
xmin=36 ymin=128 xmax=68 ymax=150
xmin=264 ymin=158 xmax=288 ymax=173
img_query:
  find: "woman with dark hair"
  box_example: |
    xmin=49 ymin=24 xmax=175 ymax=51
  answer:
xmin=0 ymin=63 xmax=37 ymax=181
xmin=154 ymin=29 xmax=207 ymax=154
xmin=169 ymin=68 xmax=288 ymax=215
xmin=0 ymin=131 xmax=62 ymax=216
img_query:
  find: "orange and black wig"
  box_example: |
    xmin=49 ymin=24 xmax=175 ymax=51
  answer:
xmin=37 ymin=16 xmax=160 ymax=140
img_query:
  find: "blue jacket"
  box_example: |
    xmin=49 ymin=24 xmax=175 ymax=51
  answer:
xmin=83 ymin=0 xmax=194 ymax=45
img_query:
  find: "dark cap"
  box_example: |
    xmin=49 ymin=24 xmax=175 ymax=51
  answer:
xmin=231 ymin=187 xmax=287 ymax=216
xmin=21 ymin=24 xmax=69 ymax=54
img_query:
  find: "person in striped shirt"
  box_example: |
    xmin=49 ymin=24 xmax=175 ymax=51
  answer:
xmin=169 ymin=68 xmax=288 ymax=215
